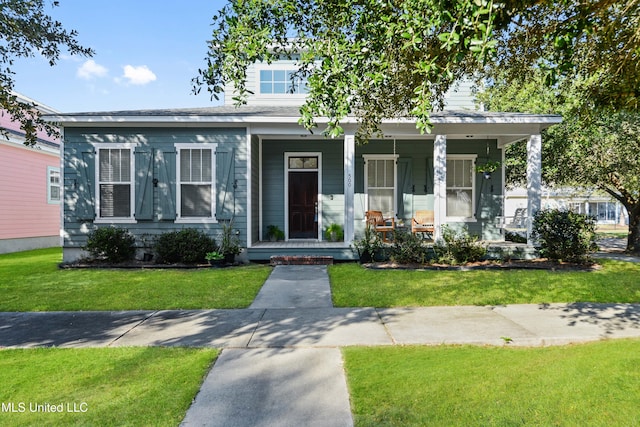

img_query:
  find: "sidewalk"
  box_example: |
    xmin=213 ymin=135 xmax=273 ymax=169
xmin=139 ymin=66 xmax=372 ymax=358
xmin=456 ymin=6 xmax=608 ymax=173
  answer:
xmin=2 ymin=264 xmax=640 ymax=426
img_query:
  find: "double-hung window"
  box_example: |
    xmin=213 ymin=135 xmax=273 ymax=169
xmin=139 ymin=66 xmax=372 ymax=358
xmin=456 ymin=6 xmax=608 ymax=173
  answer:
xmin=259 ymin=69 xmax=308 ymax=95
xmin=364 ymin=155 xmax=397 ymax=217
xmin=446 ymin=155 xmax=476 ymax=220
xmin=95 ymin=144 xmax=135 ymax=221
xmin=47 ymin=166 xmax=61 ymax=204
xmin=176 ymin=144 xmax=216 ymax=221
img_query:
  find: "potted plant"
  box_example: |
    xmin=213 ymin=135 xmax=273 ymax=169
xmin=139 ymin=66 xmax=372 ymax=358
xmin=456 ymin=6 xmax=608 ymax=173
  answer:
xmin=266 ymin=225 xmax=285 ymax=242
xmin=352 ymin=224 xmax=383 ymax=263
xmin=205 ymin=251 xmax=225 ymax=267
xmin=475 ymin=160 xmax=501 ymax=179
xmin=219 ymin=220 xmax=241 ymax=264
xmin=325 ymin=223 xmax=344 ymax=242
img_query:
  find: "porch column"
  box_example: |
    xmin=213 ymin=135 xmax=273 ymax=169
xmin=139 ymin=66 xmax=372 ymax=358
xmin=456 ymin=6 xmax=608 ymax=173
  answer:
xmin=526 ymin=133 xmax=542 ymax=244
xmin=344 ymin=133 xmax=355 ymax=243
xmin=433 ymin=134 xmax=447 ymax=241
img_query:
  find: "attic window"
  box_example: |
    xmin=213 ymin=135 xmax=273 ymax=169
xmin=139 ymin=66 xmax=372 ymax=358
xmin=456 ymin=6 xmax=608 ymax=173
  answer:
xmin=259 ymin=69 xmax=308 ymax=94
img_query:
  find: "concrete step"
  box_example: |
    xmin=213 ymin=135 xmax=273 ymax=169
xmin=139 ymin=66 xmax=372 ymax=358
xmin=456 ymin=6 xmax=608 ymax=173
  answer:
xmin=270 ymin=255 xmax=333 ymax=265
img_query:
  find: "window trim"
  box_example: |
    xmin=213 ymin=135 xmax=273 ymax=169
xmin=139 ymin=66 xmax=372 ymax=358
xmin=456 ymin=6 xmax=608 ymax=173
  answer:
xmin=47 ymin=166 xmax=61 ymax=204
xmin=93 ymin=143 xmax=136 ymax=224
xmin=446 ymin=154 xmax=477 ymax=222
xmin=174 ymin=143 xmax=218 ymax=224
xmin=254 ymin=64 xmax=308 ymax=99
xmin=363 ymin=154 xmax=398 ymax=218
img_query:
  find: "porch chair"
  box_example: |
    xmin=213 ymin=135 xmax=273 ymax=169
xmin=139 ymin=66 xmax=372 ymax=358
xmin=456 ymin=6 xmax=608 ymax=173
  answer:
xmin=365 ymin=210 xmax=395 ymax=242
xmin=411 ymin=210 xmax=435 ymax=239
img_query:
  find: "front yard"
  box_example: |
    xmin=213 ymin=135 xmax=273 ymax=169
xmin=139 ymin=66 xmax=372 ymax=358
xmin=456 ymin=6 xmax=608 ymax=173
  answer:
xmin=0 ymin=248 xmax=271 ymax=311
xmin=2 ymin=248 xmax=640 ymax=426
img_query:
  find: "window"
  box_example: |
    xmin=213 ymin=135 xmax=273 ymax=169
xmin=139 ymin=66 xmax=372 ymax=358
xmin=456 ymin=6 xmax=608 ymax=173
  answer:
xmin=364 ymin=155 xmax=397 ymax=217
xmin=96 ymin=146 xmax=134 ymax=219
xmin=259 ymin=69 xmax=308 ymax=94
xmin=446 ymin=156 xmax=476 ymax=219
xmin=176 ymin=145 xmax=216 ymax=220
xmin=47 ymin=166 xmax=60 ymax=204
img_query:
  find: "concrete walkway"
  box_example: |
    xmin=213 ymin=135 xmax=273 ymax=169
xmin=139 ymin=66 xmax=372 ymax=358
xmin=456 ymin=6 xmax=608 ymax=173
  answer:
xmin=2 ymin=262 xmax=640 ymax=426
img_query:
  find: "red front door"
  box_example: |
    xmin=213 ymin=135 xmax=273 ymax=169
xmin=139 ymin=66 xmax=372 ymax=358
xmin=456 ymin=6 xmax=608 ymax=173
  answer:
xmin=288 ymin=171 xmax=318 ymax=239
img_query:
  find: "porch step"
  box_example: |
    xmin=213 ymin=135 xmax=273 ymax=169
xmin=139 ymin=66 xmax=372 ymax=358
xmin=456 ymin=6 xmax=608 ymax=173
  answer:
xmin=270 ymin=255 xmax=334 ymax=266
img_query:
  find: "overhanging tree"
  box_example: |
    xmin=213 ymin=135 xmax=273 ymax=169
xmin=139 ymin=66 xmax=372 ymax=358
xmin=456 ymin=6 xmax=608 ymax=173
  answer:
xmin=0 ymin=0 xmax=93 ymax=146
xmin=194 ymin=0 xmax=639 ymax=141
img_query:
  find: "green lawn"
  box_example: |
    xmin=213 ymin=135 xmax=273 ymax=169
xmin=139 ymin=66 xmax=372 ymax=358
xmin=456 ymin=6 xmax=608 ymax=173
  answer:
xmin=0 ymin=347 xmax=217 ymax=427
xmin=0 ymin=248 xmax=272 ymax=311
xmin=329 ymin=259 xmax=640 ymax=307
xmin=344 ymin=339 xmax=640 ymax=426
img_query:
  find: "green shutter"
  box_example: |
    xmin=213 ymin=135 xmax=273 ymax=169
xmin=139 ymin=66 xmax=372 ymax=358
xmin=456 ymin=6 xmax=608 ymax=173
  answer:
xmin=74 ymin=150 xmax=95 ymax=221
xmin=134 ymin=148 xmax=154 ymax=220
xmin=215 ymin=148 xmax=235 ymax=220
xmin=397 ymin=158 xmax=413 ymax=219
xmin=157 ymin=149 xmax=176 ymax=220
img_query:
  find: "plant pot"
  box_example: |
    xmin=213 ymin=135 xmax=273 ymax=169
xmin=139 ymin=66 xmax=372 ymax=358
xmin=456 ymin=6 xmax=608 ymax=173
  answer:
xmin=224 ymin=253 xmax=235 ymax=264
xmin=329 ymin=231 xmax=337 ymax=242
xmin=209 ymin=259 xmax=224 ymax=267
xmin=359 ymin=252 xmax=372 ymax=263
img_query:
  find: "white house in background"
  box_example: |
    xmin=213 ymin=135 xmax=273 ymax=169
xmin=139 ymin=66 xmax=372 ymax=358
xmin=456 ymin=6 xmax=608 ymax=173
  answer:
xmin=0 ymin=93 xmax=61 ymax=254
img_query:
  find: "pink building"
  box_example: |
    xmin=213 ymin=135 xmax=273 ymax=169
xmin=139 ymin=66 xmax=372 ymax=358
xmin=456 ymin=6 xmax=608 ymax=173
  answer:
xmin=0 ymin=93 xmax=61 ymax=253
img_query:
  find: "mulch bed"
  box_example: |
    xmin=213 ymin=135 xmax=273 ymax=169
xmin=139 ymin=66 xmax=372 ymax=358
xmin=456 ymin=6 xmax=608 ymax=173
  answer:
xmin=364 ymin=259 xmax=601 ymax=271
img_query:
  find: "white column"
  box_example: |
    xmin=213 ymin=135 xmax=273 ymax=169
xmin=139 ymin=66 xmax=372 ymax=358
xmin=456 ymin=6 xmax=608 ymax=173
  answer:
xmin=433 ymin=134 xmax=447 ymax=241
xmin=526 ymin=133 xmax=542 ymax=244
xmin=344 ymin=134 xmax=355 ymax=243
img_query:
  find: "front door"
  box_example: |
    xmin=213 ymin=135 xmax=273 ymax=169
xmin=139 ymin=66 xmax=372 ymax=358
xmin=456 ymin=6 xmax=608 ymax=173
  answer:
xmin=288 ymin=171 xmax=318 ymax=238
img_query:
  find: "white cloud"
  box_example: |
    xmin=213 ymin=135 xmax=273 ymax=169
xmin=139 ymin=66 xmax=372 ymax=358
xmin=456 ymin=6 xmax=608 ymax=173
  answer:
xmin=77 ymin=59 xmax=109 ymax=80
xmin=121 ymin=65 xmax=157 ymax=85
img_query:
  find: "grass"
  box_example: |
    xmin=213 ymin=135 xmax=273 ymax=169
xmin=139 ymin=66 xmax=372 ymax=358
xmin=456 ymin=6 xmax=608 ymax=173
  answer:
xmin=329 ymin=259 xmax=640 ymax=307
xmin=0 ymin=248 xmax=272 ymax=311
xmin=344 ymin=339 xmax=640 ymax=426
xmin=0 ymin=347 xmax=217 ymax=427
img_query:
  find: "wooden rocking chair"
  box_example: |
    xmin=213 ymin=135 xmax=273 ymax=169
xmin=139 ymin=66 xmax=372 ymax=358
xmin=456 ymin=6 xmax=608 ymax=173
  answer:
xmin=365 ymin=210 xmax=395 ymax=242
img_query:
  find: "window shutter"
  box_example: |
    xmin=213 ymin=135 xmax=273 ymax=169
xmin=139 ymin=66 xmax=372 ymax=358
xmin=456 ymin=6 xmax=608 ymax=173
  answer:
xmin=74 ymin=150 xmax=95 ymax=221
xmin=397 ymin=158 xmax=413 ymax=218
xmin=157 ymin=149 xmax=176 ymax=220
xmin=215 ymin=148 xmax=235 ymax=220
xmin=135 ymin=148 xmax=154 ymax=220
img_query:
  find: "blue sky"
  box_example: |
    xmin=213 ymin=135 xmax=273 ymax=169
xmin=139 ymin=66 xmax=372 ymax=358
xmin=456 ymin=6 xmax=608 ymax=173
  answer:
xmin=12 ymin=0 xmax=228 ymax=113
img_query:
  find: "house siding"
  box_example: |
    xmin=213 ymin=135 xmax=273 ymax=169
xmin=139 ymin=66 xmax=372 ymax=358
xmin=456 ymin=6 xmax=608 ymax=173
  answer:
xmin=0 ymin=142 xmax=60 ymax=253
xmin=62 ymin=127 xmax=248 ymax=260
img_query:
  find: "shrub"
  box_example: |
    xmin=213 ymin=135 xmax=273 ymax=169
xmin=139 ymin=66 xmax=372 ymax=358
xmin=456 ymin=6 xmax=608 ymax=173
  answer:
xmin=85 ymin=227 xmax=136 ymax=263
xmin=433 ymin=225 xmax=487 ymax=265
xmin=154 ymin=229 xmax=217 ymax=264
xmin=353 ymin=224 xmax=384 ymax=263
xmin=532 ymin=209 xmax=598 ymax=263
xmin=390 ymin=229 xmax=428 ymax=264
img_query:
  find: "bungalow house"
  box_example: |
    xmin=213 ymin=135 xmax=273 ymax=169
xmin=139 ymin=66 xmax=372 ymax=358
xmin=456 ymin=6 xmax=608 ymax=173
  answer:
xmin=46 ymin=60 xmax=561 ymax=263
xmin=0 ymin=93 xmax=61 ymax=254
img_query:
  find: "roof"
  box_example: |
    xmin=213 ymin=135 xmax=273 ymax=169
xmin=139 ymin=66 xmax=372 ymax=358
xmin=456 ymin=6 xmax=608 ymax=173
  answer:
xmin=45 ymin=105 xmax=562 ymax=126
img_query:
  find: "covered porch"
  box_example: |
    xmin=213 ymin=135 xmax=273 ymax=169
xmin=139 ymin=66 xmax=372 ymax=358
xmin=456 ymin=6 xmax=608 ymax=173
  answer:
xmin=244 ymin=110 xmax=561 ymax=261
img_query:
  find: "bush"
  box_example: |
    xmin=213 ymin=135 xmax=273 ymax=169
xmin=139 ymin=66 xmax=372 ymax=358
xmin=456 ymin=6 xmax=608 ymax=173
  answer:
xmin=433 ymin=225 xmax=487 ymax=265
xmin=532 ymin=209 xmax=598 ymax=263
xmin=353 ymin=224 xmax=384 ymax=263
xmin=390 ymin=229 xmax=428 ymax=264
xmin=154 ymin=229 xmax=217 ymax=264
xmin=86 ymin=227 xmax=136 ymax=263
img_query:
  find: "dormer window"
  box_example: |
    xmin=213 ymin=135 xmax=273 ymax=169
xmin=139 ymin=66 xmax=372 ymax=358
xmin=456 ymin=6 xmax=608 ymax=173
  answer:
xmin=259 ymin=69 xmax=308 ymax=95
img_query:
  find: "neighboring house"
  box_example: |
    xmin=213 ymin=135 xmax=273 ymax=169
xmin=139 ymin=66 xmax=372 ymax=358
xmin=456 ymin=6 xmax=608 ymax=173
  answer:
xmin=47 ymin=59 xmax=560 ymax=262
xmin=0 ymin=93 xmax=61 ymax=254
xmin=505 ymin=187 xmax=628 ymax=228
